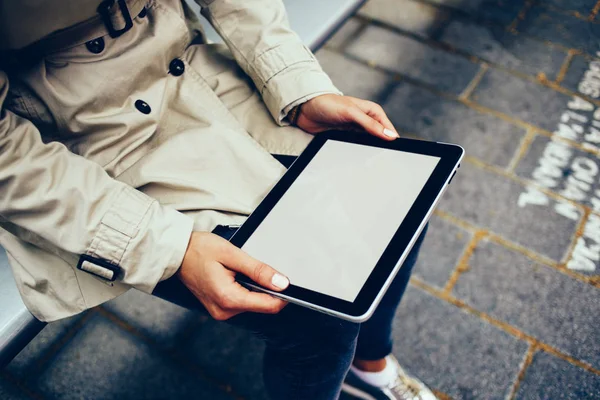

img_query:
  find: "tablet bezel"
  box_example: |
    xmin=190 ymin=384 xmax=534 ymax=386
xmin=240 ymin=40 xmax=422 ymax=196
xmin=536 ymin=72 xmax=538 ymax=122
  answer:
xmin=230 ymin=131 xmax=464 ymax=320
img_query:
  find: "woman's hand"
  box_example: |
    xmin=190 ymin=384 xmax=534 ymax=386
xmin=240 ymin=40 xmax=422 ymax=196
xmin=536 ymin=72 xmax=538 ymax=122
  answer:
xmin=178 ymin=232 xmax=289 ymax=321
xmin=295 ymin=94 xmax=399 ymax=140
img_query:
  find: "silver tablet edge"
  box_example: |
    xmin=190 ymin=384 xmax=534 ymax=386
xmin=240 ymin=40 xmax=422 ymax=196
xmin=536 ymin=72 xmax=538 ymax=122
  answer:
xmin=237 ymin=145 xmax=465 ymax=323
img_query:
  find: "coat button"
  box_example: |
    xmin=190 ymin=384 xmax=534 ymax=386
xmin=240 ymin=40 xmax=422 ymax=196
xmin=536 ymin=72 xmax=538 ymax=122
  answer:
xmin=138 ymin=7 xmax=147 ymax=18
xmin=85 ymin=38 xmax=105 ymax=54
xmin=135 ymin=100 xmax=151 ymax=114
xmin=169 ymin=58 xmax=185 ymax=76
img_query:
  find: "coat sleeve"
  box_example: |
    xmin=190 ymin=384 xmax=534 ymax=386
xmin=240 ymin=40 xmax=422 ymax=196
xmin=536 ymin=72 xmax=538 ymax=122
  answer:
xmin=0 ymin=71 xmax=194 ymax=293
xmin=195 ymin=0 xmax=342 ymax=124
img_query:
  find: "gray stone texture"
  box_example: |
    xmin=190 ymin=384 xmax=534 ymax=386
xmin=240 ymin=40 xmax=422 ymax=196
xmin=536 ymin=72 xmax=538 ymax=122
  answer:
xmin=515 ymin=351 xmax=600 ymax=400
xmin=103 ymin=289 xmax=198 ymax=346
xmin=470 ymin=67 xmax=573 ymax=131
xmin=385 ymin=80 xmax=526 ymax=167
xmin=324 ymin=17 xmax=364 ymax=50
xmin=183 ymin=318 xmax=268 ymax=400
xmin=412 ymin=215 xmax=472 ymax=288
xmin=35 ymin=316 xmax=232 ymax=400
xmin=516 ymin=7 xmax=600 ymax=56
xmin=540 ymin=0 xmax=598 ymax=14
xmin=358 ymin=0 xmax=450 ymax=37
xmin=6 ymin=314 xmax=83 ymax=380
xmin=515 ymin=134 xmax=600 ymax=218
xmin=346 ymin=25 xmax=480 ymax=94
xmin=454 ymin=240 xmax=600 ymax=369
xmin=561 ymin=54 xmax=600 ymax=96
xmin=439 ymin=19 xmax=567 ymax=80
xmin=0 ymin=377 xmax=31 ymax=400
xmin=317 ymin=48 xmax=395 ymax=102
xmin=392 ymin=285 xmax=528 ymax=399
xmin=424 ymin=0 xmax=524 ymax=25
xmin=439 ymin=163 xmax=580 ymax=261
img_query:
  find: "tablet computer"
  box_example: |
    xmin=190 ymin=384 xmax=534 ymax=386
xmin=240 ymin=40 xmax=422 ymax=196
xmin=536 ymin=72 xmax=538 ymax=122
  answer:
xmin=230 ymin=131 xmax=464 ymax=322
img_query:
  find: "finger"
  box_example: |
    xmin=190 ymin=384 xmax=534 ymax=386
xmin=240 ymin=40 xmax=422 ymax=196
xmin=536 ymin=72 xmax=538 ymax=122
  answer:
xmin=219 ymin=244 xmax=290 ymax=291
xmin=214 ymin=269 xmax=288 ymax=315
xmin=229 ymin=287 xmax=289 ymax=314
xmin=346 ymin=106 xmax=396 ymax=140
xmin=209 ymin=306 xmax=239 ymax=321
xmin=362 ymin=102 xmax=397 ymax=135
xmin=349 ymin=98 xmax=399 ymax=140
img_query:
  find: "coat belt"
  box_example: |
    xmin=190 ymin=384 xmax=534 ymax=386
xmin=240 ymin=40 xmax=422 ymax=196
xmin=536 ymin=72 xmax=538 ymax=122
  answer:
xmin=1 ymin=0 xmax=147 ymax=71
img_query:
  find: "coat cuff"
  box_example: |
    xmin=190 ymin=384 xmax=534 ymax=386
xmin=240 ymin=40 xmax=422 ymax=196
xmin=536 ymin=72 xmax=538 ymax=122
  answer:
xmin=79 ymin=185 xmax=194 ymax=293
xmin=254 ymin=41 xmax=342 ymax=124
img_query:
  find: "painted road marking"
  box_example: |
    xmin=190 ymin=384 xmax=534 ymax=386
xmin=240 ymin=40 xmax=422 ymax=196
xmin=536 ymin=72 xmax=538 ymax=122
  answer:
xmin=519 ymin=53 xmax=600 ymax=272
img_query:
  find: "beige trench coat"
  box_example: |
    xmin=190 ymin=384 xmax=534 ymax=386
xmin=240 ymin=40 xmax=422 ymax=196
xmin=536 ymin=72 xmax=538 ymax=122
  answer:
xmin=0 ymin=0 xmax=341 ymax=322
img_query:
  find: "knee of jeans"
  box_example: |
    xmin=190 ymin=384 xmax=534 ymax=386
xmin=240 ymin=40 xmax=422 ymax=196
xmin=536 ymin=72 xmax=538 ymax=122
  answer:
xmin=320 ymin=317 xmax=361 ymax=352
xmin=266 ymin=308 xmax=360 ymax=356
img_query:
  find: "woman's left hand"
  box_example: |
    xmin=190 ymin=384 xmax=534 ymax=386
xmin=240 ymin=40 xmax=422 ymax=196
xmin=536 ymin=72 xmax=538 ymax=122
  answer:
xmin=295 ymin=94 xmax=399 ymax=140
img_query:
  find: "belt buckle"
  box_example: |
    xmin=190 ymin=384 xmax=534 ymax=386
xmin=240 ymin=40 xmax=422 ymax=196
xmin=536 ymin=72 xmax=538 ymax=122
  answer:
xmin=97 ymin=0 xmax=133 ymax=38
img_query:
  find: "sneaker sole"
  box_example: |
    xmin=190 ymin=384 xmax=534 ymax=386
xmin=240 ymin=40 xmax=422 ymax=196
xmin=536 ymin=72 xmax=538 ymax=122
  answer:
xmin=341 ymin=383 xmax=378 ymax=400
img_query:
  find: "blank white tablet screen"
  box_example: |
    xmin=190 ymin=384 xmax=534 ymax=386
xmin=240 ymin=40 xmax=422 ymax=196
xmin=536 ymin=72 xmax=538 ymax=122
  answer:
xmin=242 ymin=140 xmax=440 ymax=302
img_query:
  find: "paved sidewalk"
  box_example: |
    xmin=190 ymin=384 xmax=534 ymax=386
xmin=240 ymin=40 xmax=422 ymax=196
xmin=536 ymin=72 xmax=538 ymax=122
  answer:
xmin=2 ymin=0 xmax=600 ymax=399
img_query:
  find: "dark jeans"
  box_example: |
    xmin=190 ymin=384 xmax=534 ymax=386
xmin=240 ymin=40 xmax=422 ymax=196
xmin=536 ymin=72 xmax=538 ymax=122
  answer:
xmin=153 ymin=155 xmax=427 ymax=400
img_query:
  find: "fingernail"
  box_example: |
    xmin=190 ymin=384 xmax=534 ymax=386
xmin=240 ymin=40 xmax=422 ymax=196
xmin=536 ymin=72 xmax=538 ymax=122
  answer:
xmin=272 ymin=273 xmax=290 ymax=289
xmin=383 ymin=128 xmax=399 ymax=138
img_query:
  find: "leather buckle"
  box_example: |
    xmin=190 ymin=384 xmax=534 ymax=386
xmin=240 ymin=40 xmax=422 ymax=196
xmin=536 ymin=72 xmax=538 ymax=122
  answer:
xmin=97 ymin=0 xmax=133 ymax=38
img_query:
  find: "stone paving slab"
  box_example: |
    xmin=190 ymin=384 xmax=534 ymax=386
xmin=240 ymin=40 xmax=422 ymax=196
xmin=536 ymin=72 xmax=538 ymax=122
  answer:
xmin=103 ymin=289 xmax=198 ymax=346
xmin=541 ymin=0 xmax=599 ymax=14
xmin=423 ymin=0 xmax=524 ymax=26
xmin=358 ymin=0 xmax=450 ymax=37
xmin=453 ymin=240 xmax=600 ymax=369
xmin=439 ymin=19 xmax=567 ymax=80
xmin=0 ymin=377 xmax=30 ymax=400
xmin=324 ymin=18 xmax=364 ymax=50
xmin=470 ymin=67 xmax=572 ymax=131
xmin=182 ymin=318 xmax=268 ymax=400
xmin=316 ymin=48 xmax=396 ymax=102
xmin=346 ymin=24 xmax=480 ymax=94
xmin=391 ymin=285 xmax=528 ymax=399
xmin=34 ymin=316 xmax=232 ymax=400
xmin=515 ymin=351 xmax=600 ymax=400
xmin=561 ymin=54 xmax=600 ymax=96
xmin=516 ymin=6 xmax=600 ymax=56
xmin=412 ymin=215 xmax=472 ymax=289
xmin=440 ymin=162 xmax=580 ymax=261
xmin=474 ymin=75 xmax=600 ymax=161
xmin=515 ymin=134 xmax=600 ymax=216
xmin=384 ymin=80 xmax=526 ymax=168
xmin=6 ymin=314 xmax=83 ymax=381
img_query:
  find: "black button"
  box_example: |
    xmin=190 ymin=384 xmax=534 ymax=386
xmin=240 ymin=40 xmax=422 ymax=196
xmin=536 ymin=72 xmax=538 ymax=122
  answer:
xmin=135 ymin=100 xmax=151 ymax=114
xmin=138 ymin=7 xmax=147 ymax=18
xmin=85 ymin=38 xmax=105 ymax=54
xmin=169 ymin=58 xmax=185 ymax=76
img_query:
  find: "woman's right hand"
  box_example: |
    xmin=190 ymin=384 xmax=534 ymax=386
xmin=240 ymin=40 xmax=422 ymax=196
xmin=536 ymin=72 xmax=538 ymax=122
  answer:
xmin=177 ymin=232 xmax=290 ymax=321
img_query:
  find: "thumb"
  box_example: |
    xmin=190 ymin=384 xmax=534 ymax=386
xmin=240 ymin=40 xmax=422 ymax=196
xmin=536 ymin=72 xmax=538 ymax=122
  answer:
xmin=219 ymin=245 xmax=290 ymax=291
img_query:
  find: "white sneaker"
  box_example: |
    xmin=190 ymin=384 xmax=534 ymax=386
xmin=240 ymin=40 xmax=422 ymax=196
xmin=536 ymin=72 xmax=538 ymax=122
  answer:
xmin=342 ymin=355 xmax=438 ymax=400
